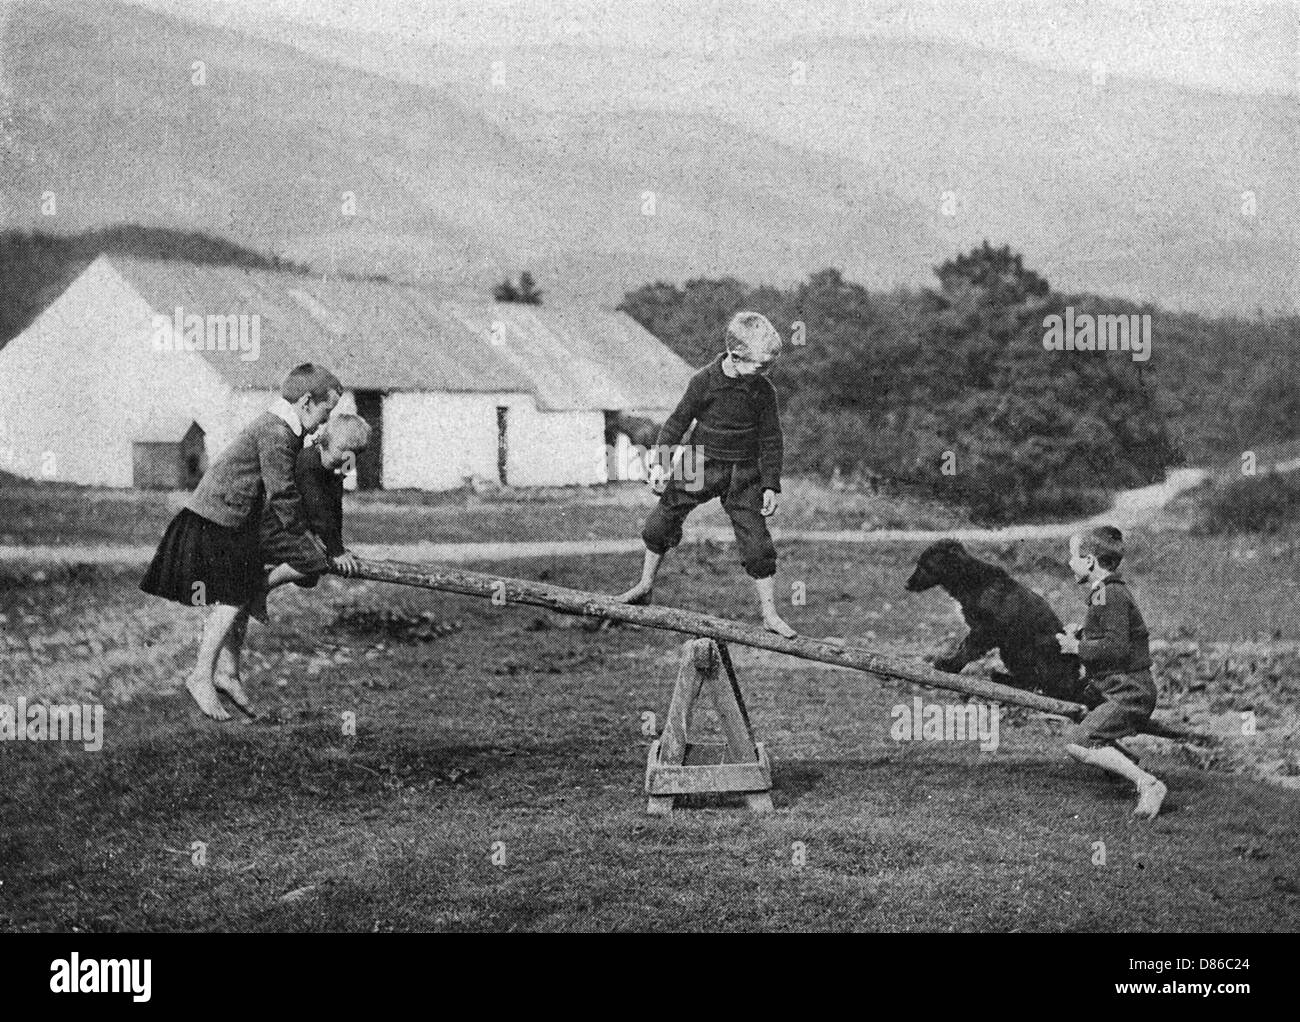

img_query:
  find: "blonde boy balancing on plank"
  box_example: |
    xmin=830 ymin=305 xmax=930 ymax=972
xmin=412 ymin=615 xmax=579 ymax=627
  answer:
xmin=615 ymin=311 xmax=795 ymax=638
xmin=1056 ymin=525 xmax=1167 ymax=819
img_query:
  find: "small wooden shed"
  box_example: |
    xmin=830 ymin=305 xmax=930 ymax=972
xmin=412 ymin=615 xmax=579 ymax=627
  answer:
xmin=132 ymin=420 xmax=207 ymax=490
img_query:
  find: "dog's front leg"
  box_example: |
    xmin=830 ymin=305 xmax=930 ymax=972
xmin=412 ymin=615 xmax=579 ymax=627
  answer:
xmin=931 ymin=628 xmax=995 ymax=674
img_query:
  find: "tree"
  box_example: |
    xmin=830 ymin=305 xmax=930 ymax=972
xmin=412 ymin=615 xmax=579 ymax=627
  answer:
xmin=934 ymin=240 xmax=1049 ymax=309
xmin=493 ymin=271 xmax=543 ymax=305
xmin=617 ymin=257 xmax=1197 ymax=523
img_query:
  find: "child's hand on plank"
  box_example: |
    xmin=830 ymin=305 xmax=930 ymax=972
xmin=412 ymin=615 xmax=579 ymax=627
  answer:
xmin=332 ymin=551 xmax=360 ymax=576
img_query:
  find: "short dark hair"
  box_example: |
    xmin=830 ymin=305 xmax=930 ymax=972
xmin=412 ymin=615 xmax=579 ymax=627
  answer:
xmin=1080 ymin=525 xmax=1124 ymax=570
xmin=282 ymin=363 xmax=343 ymax=403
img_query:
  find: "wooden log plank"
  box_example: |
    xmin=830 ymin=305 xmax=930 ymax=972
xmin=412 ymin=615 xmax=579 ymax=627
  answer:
xmin=348 ymin=558 xmax=1090 ymax=719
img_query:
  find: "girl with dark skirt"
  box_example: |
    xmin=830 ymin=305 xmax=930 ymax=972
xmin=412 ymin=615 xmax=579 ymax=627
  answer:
xmin=141 ymin=364 xmax=342 ymax=720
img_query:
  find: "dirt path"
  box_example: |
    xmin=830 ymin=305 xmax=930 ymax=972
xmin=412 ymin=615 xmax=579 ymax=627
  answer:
xmin=0 ymin=467 xmax=1213 ymax=567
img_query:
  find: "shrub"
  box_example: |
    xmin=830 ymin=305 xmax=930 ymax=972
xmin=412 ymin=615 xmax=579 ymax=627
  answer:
xmin=1193 ymin=472 xmax=1300 ymax=535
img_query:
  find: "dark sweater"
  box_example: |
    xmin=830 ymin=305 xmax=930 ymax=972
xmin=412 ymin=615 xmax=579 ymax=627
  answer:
xmin=656 ymin=355 xmax=784 ymax=492
xmin=260 ymin=445 xmax=345 ymax=559
xmin=1079 ymin=574 xmax=1152 ymax=678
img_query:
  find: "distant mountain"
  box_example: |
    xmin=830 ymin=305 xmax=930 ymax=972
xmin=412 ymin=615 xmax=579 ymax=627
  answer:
xmin=184 ymin=13 xmax=1300 ymax=316
xmin=0 ymin=0 xmax=946 ymax=306
xmin=3 ymin=1 xmax=1295 ymax=313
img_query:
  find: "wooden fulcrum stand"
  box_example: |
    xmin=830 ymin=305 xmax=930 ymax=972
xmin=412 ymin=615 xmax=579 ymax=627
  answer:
xmin=645 ymin=637 xmax=774 ymax=815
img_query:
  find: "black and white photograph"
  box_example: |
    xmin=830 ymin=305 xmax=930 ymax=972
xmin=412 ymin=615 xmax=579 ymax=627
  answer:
xmin=0 ymin=0 xmax=1295 ymax=966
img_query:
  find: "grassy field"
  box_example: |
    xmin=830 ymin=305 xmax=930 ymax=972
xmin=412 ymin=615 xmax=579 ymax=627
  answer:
xmin=1 ymin=526 xmax=1298 ymax=932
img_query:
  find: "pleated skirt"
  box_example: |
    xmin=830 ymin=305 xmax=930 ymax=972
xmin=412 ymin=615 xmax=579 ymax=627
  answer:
xmin=140 ymin=508 xmax=263 ymax=613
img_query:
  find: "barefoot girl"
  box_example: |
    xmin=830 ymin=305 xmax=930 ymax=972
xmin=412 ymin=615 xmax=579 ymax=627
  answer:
xmin=140 ymin=364 xmax=341 ymax=720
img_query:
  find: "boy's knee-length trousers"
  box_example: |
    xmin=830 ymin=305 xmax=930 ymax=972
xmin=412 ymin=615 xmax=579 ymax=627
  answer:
xmin=642 ymin=459 xmax=777 ymax=579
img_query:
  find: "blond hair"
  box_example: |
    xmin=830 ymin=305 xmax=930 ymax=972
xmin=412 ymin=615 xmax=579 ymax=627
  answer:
xmin=321 ymin=414 xmax=371 ymax=453
xmin=725 ymin=311 xmax=782 ymax=360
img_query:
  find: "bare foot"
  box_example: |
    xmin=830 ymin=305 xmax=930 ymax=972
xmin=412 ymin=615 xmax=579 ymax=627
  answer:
xmin=612 ymin=584 xmax=653 ymax=605
xmin=602 ymin=586 xmax=649 ymax=630
xmin=186 ymin=673 xmax=231 ymax=721
xmin=215 ymin=675 xmax=258 ymax=719
xmin=762 ymin=612 xmax=797 ymax=639
xmin=1133 ymin=779 xmax=1167 ymax=819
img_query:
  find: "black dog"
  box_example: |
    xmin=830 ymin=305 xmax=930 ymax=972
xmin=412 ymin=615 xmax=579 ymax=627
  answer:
xmin=904 ymin=539 xmax=1098 ymax=706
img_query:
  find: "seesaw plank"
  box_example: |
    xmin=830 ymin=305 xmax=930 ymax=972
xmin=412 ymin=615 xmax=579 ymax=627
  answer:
xmin=345 ymin=558 xmax=1214 ymax=744
xmin=347 ymin=558 xmax=1088 ymax=718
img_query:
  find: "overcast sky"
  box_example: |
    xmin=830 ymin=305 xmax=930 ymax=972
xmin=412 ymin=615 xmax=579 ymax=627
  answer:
xmin=141 ymin=0 xmax=1298 ymax=96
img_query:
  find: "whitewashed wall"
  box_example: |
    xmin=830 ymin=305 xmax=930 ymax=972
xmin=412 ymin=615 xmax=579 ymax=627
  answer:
xmin=230 ymin=390 xmax=605 ymax=491
xmin=508 ymin=401 xmax=607 ymax=487
xmin=382 ymin=392 xmax=607 ymax=490
xmin=383 ymin=392 xmax=511 ymax=490
xmin=0 ymin=257 xmax=609 ymax=492
xmin=0 ymin=261 xmax=233 ymax=488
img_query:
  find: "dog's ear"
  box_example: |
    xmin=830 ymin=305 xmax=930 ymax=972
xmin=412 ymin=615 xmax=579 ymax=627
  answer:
xmin=937 ymin=540 xmax=980 ymax=586
xmin=929 ymin=538 xmax=959 ymax=564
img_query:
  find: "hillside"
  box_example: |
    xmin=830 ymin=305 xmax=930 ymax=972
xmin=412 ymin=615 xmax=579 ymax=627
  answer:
xmin=0 ymin=0 xmax=944 ymax=305
xmin=2 ymin=1 xmax=1294 ymax=313
xmin=216 ymin=14 xmax=1298 ymax=315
